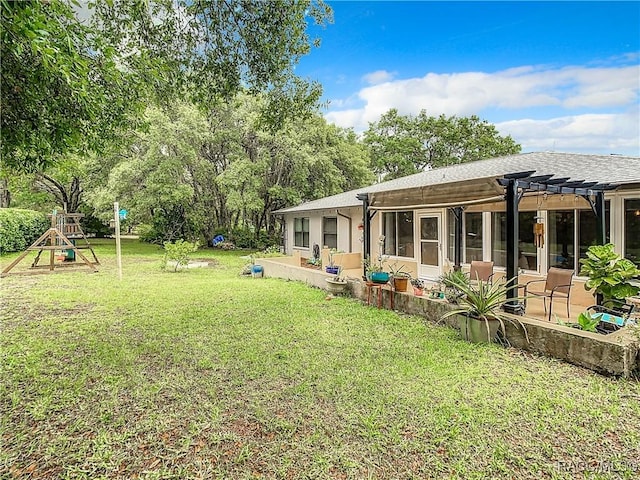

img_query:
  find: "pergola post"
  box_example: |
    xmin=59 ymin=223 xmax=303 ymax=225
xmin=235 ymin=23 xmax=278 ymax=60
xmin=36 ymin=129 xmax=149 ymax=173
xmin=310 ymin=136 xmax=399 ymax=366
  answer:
xmin=595 ymin=191 xmax=606 ymax=245
xmin=504 ymin=179 xmax=524 ymax=314
xmin=453 ymin=207 xmax=463 ymax=271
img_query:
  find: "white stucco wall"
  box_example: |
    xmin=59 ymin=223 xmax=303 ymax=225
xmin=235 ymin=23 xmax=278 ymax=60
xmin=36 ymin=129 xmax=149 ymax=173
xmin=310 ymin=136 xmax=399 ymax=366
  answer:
xmin=282 ymin=207 xmax=363 ymax=257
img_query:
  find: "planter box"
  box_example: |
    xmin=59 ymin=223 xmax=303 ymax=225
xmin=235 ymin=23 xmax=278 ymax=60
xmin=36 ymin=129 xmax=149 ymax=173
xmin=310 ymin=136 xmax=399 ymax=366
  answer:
xmin=370 ymin=272 xmax=389 ymax=284
xmin=393 ymin=276 xmax=409 ymax=292
xmin=458 ymin=314 xmax=500 ymax=343
xmin=326 ymin=278 xmax=348 ymax=294
xmin=325 ymin=266 xmax=340 ymax=275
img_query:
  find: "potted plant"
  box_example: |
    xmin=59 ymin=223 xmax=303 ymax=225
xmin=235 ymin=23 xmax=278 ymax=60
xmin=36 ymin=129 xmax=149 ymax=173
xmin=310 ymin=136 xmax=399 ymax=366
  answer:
xmin=411 ymin=277 xmax=425 ymax=296
xmin=439 ymin=269 xmax=470 ymax=304
xmin=249 ymin=254 xmax=264 ymax=278
xmin=325 ymin=266 xmax=348 ymax=294
xmin=441 ymin=276 xmax=525 ymax=344
xmin=364 ymin=236 xmax=391 ymax=284
xmin=389 ymin=261 xmax=410 ymax=292
xmin=325 ymin=248 xmax=341 ymax=275
xmin=579 ymin=243 xmax=640 ymax=308
xmin=557 ymin=310 xmax=601 ymax=333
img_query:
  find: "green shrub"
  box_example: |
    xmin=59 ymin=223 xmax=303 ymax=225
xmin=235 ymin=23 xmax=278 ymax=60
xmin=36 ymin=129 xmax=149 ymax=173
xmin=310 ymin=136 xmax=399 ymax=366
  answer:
xmin=162 ymin=239 xmax=200 ymax=272
xmin=0 ymin=208 xmax=48 ymax=254
xmin=80 ymin=213 xmax=111 ymax=238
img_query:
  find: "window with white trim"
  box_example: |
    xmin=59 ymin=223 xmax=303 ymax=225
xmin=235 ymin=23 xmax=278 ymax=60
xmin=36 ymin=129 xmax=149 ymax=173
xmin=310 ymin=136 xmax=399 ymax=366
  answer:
xmin=323 ymin=217 xmax=337 ymax=249
xmin=382 ymin=211 xmax=414 ymax=257
xmin=624 ymin=199 xmax=640 ymax=266
xmin=294 ymin=217 xmax=309 ymax=248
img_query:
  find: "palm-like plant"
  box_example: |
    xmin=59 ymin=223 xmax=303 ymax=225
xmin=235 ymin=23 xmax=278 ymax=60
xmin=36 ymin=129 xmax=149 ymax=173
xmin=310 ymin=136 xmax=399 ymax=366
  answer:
xmin=441 ymin=276 xmax=527 ymax=343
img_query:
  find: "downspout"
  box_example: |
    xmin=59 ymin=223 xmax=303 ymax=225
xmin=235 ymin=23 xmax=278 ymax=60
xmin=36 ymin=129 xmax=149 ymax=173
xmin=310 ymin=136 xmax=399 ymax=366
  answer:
xmin=336 ymin=210 xmax=352 ymax=253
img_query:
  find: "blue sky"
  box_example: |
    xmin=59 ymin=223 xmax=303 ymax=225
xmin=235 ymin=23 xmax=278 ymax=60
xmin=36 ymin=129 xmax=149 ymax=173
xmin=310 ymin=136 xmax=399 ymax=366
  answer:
xmin=296 ymin=1 xmax=640 ymax=156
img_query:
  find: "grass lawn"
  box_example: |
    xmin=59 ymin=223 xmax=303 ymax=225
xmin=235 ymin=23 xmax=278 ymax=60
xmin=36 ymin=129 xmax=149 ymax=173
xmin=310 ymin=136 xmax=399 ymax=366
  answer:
xmin=2 ymin=239 xmax=639 ymax=479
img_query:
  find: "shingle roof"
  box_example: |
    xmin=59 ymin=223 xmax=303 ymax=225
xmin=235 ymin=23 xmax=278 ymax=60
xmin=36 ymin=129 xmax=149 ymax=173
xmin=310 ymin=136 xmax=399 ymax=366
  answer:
xmin=274 ymin=152 xmax=640 ymax=214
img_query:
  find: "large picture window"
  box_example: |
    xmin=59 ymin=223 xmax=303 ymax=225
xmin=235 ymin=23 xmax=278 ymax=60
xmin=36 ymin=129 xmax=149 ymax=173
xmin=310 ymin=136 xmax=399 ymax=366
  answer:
xmin=322 ymin=217 xmax=337 ymax=249
xmin=446 ymin=211 xmax=484 ymax=264
xmin=624 ymin=199 xmax=640 ymax=266
xmin=549 ymin=204 xmax=610 ymax=271
xmin=548 ymin=211 xmax=574 ymax=270
xmin=382 ymin=211 xmax=414 ymax=257
xmin=294 ymin=217 xmax=309 ymax=248
xmin=578 ymin=205 xmax=610 ymax=264
xmin=491 ymin=211 xmax=538 ymax=269
xmin=491 ymin=212 xmax=507 ymax=267
xmin=464 ymin=212 xmax=483 ymax=262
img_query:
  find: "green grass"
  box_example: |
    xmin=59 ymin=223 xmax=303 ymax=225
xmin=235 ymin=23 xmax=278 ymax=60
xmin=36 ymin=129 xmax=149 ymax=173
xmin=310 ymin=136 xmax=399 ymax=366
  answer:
xmin=1 ymin=239 xmax=639 ymax=479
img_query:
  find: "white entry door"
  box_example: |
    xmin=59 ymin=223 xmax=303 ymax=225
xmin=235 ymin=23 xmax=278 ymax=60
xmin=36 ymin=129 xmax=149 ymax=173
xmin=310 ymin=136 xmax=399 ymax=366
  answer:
xmin=418 ymin=213 xmax=442 ymax=279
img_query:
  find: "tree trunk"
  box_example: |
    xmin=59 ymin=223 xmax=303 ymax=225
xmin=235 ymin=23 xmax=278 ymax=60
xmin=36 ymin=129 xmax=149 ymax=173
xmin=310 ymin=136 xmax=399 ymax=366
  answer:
xmin=0 ymin=178 xmax=10 ymax=208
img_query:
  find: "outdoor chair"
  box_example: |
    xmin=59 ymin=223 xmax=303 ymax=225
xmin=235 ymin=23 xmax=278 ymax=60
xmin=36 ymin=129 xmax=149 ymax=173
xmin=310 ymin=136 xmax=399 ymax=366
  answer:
xmin=468 ymin=261 xmax=494 ymax=284
xmin=524 ymin=267 xmax=574 ymax=321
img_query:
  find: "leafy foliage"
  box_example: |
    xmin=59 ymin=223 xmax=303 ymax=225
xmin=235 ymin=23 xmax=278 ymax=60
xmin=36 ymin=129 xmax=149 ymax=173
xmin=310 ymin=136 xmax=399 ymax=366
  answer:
xmin=364 ymin=109 xmax=521 ymax=180
xmin=579 ymin=243 xmax=640 ymax=307
xmin=0 ymin=208 xmax=48 ymax=254
xmin=89 ymin=99 xmax=371 ymax=245
xmin=2 ymin=0 xmax=332 ymax=173
xmin=441 ymin=277 xmax=528 ymax=343
xmin=575 ymin=311 xmax=601 ymax=333
xmin=162 ymin=239 xmax=200 ymax=272
xmin=1 ymin=0 xmax=143 ymax=172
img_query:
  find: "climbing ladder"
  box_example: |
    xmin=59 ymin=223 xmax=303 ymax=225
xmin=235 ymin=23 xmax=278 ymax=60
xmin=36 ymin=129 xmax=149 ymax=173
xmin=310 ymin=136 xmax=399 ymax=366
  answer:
xmin=1 ymin=211 xmax=99 ymax=277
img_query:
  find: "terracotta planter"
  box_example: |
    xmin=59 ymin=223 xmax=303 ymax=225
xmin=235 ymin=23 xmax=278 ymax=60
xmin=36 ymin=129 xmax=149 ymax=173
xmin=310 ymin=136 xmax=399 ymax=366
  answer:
xmin=393 ymin=276 xmax=409 ymax=292
xmin=413 ymin=287 xmax=424 ymax=296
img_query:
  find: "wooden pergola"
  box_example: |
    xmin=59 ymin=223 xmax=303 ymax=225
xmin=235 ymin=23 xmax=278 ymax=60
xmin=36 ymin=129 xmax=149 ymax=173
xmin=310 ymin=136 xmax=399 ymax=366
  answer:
xmin=358 ymin=171 xmax=618 ymax=314
xmin=497 ymin=172 xmax=616 ymax=313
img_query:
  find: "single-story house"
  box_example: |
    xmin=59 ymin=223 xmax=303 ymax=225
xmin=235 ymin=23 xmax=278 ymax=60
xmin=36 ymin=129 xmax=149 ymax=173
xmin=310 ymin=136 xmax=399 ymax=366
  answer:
xmin=274 ymin=152 xmax=640 ymax=306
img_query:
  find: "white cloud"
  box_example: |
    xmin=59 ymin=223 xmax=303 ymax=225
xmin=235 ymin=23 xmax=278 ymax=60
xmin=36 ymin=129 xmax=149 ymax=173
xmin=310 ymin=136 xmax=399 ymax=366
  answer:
xmin=496 ymin=109 xmax=640 ymax=155
xmin=325 ymin=62 xmax=640 ymax=155
xmin=362 ymin=69 xmax=397 ymax=85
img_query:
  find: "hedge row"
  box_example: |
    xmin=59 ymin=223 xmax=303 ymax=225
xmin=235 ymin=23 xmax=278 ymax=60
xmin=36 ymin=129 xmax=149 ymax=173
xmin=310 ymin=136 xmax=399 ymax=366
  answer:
xmin=0 ymin=208 xmax=49 ymax=254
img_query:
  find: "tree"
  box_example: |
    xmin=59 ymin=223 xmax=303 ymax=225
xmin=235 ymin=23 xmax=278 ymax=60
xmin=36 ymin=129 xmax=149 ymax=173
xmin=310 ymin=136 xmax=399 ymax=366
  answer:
xmin=1 ymin=0 xmax=141 ymax=172
xmin=88 ymin=97 xmax=372 ymax=244
xmin=1 ymin=0 xmax=332 ymax=173
xmin=363 ymin=109 xmax=521 ymax=180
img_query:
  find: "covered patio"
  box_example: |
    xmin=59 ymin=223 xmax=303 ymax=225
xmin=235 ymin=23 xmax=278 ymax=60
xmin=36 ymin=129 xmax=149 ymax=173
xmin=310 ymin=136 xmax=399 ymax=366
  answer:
xmin=359 ymin=169 xmax=612 ymax=317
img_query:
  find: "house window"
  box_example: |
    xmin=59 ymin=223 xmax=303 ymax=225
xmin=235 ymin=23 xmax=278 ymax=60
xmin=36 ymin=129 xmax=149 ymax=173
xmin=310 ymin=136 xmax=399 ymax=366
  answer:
xmin=624 ymin=199 xmax=640 ymax=266
xmin=491 ymin=211 xmax=538 ymax=269
xmin=447 ymin=209 xmax=455 ymax=262
xmin=294 ymin=217 xmax=309 ymax=248
xmin=518 ymin=212 xmax=538 ymax=270
xmin=464 ymin=212 xmax=483 ymax=263
xmin=548 ymin=210 xmax=575 ymax=270
xmin=549 ymin=204 xmax=610 ymax=271
xmin=446 ymin=210 xmax=482 ymax=263
xmin=491 ymin=212 xmax=507 ymax=267
xmin=382 ymin=211 xmax=414 ymax=257
xmin=323 ymin=217 xmax=337 ymax=249
xmin=578 ymin=204 xmax=610 ymax=265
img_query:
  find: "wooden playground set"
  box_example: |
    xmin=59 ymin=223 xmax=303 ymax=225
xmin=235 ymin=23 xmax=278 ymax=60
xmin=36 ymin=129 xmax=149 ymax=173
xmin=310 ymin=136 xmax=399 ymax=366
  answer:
xmin=1 ymin=211 xmax=100 ymax=277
